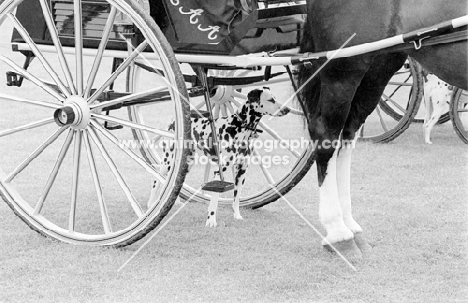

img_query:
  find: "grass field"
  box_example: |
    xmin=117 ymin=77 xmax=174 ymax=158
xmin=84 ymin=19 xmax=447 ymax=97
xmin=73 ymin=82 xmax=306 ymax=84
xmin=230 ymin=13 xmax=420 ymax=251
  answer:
xmin=1 ymin=123 xmax=467 ymax=303
xmin=0 ymin=15 xmax=467 ymax=303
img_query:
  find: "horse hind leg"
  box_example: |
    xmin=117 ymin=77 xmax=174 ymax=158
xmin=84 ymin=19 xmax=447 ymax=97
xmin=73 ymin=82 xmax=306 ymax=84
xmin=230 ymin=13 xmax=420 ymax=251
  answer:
xmin=338 ymin=53 xmax=408 ymax=253
xmin=318 ymin=146 xmax=361 ymax=259
xmin=335 ymin=136 xmax=371 ymax=254
xmin=309 ymin=69 xmax=369 ymax=259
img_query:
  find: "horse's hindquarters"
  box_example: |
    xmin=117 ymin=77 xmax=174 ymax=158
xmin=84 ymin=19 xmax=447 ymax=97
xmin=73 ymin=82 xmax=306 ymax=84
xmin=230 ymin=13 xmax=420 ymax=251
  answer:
xmin=409 ymin=42 xmax=468 ymax=90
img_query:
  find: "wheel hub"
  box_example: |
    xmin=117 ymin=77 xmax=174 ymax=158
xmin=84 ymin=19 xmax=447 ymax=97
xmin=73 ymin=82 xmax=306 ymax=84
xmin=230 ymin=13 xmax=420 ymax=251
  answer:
xmin=211 ymin=85 xmax=235 ymax=106
xmin=53 ymin=96 xmax=90 ymax=129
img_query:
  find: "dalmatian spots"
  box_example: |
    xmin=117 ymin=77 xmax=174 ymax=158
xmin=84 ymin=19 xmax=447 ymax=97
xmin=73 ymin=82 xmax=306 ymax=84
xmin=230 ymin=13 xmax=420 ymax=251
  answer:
xmin=148 ymin=88 xmax=290 ymax=226
xmin=423 ymin=74 xmax=452 ymax=144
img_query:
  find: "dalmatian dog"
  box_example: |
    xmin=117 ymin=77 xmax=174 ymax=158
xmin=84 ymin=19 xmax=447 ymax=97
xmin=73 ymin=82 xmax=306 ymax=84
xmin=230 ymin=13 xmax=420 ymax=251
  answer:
xmin=149 ymin=88 xmax=290 ymax=227
xmin=423 ymin=73 xmax=453 ymax=144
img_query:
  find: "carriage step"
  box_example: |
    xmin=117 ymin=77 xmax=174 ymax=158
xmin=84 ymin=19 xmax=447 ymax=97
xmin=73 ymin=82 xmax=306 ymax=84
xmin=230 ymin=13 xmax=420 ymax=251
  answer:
xmin=104 ymin=122 xmax=123 ymax=130
xmin=6 ymin=71 xmax=24 ymax=87
xmin=202 ymin=180 xmax=235 ymax=193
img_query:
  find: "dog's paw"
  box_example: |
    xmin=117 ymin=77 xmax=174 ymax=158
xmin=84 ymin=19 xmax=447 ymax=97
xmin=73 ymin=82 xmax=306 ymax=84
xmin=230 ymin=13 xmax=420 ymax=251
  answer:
xmin=233 ymin=213 xmax=244 ymax=220
xmin=425 ymin=140 xmax=433 ymax=144
xmin=206 ymin=216 xmax=217 ymax=228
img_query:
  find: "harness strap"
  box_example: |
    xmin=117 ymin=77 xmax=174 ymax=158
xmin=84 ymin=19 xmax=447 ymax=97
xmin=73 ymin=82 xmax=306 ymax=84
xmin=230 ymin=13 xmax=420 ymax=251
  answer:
xmin=373 ymin=29 xmax=468 ymax=54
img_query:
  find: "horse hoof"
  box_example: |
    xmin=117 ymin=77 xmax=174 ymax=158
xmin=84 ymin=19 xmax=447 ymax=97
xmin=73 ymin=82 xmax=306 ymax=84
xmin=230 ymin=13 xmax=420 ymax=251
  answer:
xmin=354 ymin=232 xmax=372 ymax=254
xmin=323 ymin=239 xmax=362 ymax=261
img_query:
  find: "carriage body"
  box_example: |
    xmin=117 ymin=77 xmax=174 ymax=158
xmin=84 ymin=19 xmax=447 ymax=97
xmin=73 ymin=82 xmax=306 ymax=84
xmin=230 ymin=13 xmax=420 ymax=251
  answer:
xmin=11 ymin=0 xmax=305 ymax=55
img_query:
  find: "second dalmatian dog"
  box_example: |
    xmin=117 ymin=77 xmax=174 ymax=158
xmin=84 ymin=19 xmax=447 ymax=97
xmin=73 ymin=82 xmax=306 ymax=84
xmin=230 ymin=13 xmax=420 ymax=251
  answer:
xmin=149 ymin=88 xmax=290 ymax=227
xmin=423 ymin=73 xmax=453 ymax=144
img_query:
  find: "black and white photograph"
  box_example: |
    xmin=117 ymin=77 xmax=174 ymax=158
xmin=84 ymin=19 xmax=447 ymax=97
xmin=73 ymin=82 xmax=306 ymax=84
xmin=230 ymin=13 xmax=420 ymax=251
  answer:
xmin=0 ymin=0 xmax=466 ymax=302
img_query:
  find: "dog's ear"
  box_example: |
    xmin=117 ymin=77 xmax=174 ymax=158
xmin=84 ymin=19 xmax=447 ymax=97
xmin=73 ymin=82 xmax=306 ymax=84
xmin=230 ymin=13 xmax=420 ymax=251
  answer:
xmin=247 ymin=89 xmax=262 ymax=103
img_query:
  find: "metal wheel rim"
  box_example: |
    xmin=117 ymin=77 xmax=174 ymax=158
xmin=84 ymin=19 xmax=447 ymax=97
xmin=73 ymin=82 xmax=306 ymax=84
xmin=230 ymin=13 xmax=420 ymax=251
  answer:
xmin=0 ymin=0 xmax=189 ymax=245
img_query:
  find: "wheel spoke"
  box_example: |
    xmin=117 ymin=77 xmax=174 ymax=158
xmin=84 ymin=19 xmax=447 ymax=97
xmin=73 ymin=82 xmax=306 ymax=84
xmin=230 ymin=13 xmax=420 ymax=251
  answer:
xmin=5 ymin=126 xmax=68 ymax=183
xmin=73 ymin=0 xmax=84 ymax=95
xmin=90 ymin=120 xmax=166 ymax=183
xmin=88 ymin=40 xmax=149 ymax=104
xmin=204 ymin=162 xmax=211 ymax=184
xmin=69 ymin=130 xmax=82 ymax=232
xmin=258 ymin=121 xmax=301 ymax=158
xmin=226 ymin=100 xmax=235 ymax=114
xmin=91 ymin=113 xmax=175 ymax=139
xmin=387 ymin=81 xmax=413 ymax=87
xmin=0 ymin=118 xmax=54 ymax=138
xmin=34 ymin=129 xmax=74 ymax=215
xmin=386 ymin=74 xmax=411 ymax=100
xmin=38 ymin=0 xmax=76 ymax=94
xmin=83 ymin=131 xmax=112 ymax=233
xmin=7 ymin=14 xmax=71 ymax=97
xmin=146 ymin=134 xmax=163 ymax=164
xmin=201 ymin=162 xmax=211 ymax=195
xmin=90 ymin=86 xmax=168 ymax=111
xmin=233 ymin=91 xmax=247 ymax=100
xmin=0 ymin=54 xmax=65 ymax=102
xmin=253 ymin=149 xmax=275 ymax=185
xmin=213 ymin=103 xmax=221 ymax=119
xmin=359 ymin=125 xmax=365 ymax=138
xmin=381 ymin=93 xmax=406 ymax=113
xmin=87 ymin=128 xmax=144 ymax=217
xmin=375 ymin=106 xmax=388 ymax=132
xmin=0 ymin=93 xmax=61 ymax=109
xmin=394 ymin=70 xmax=409 ymax=75
xmin=194 ymin=100 xmax=205 ymax=110
xmin=288 ymin=107 xmax=304 ymax=115
xmin=84 ymin=7 xmax=117 ymax=97
xmin=221 ymin=104 xmax=228 ymax=117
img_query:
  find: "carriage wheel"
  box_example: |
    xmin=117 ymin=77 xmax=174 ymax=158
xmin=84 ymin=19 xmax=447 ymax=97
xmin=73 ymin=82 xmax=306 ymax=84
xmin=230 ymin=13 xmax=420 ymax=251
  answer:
xmin=0 ymin=0 xmax=190 ymax=246
xmin=360 ymin=57 xmax=424 ymax=143
xmin=129 ymin=67 xmax=315 ymax=209
xmin=450 ymin=88 xmax=468 ymax=144
xmin=379 ymin=63 xmax=450 ymax=125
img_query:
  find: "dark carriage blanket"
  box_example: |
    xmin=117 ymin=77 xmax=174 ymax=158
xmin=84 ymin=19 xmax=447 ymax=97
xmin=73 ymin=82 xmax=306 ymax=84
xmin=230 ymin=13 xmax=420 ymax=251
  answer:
xmin=161 ymin=0 xmax=256 ymax=44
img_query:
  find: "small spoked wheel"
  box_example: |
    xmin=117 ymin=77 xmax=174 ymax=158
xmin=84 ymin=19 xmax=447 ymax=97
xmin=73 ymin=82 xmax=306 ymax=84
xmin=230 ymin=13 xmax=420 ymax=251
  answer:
xmin=0 ymin=0 xmax=190 ymax=246
xmin=450 ymin=88 xmax=468 ymax=144
xmin=130 ymin=66 xmax=315 ymax=209
xmin=360 ymin=58 xmax=424 ymax=143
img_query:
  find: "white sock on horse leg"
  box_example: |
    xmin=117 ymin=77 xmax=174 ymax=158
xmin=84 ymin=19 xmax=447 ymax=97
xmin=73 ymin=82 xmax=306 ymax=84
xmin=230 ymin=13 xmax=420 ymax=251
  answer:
xmin=319 ymin=148 xmax=354 ymax=245
xmin=336 ymin=140 xmax=362 ymax=233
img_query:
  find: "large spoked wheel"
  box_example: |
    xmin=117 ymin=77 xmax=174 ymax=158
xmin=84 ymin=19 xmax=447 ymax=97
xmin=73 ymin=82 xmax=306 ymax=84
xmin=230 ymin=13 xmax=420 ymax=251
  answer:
xmin=360 ymin=58 xmax=424 ymax=143
xmin=130 ymin=66 xmax=315 ymax=209
xmin=0 ymin=0 xmax=190 ymax=246
xmin=450 ymin=88 xmax=468 ymax=144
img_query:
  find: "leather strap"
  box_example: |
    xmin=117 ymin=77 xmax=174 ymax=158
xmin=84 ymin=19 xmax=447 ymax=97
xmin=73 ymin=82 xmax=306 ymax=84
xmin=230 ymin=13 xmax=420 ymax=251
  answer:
xmin=239 ymin=0 xmax=253 ymax=13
